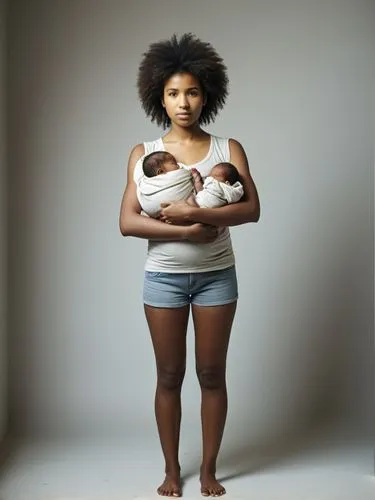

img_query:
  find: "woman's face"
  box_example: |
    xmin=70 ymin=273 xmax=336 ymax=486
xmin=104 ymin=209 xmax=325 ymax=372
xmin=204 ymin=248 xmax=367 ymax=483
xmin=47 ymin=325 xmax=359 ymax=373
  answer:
xmin=162 ymin=72 xmax=204 ymax=127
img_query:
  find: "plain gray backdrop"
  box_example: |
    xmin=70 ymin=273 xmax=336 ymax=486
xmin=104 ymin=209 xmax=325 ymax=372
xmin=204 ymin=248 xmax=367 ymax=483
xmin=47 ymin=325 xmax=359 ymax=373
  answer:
xmin=3 ymin=0 xmax=374 ymax=455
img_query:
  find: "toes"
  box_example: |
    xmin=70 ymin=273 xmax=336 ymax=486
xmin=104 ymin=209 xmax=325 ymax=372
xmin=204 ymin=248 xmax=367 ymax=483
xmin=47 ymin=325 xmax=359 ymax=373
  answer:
xmin=158 ymin=485 xmax=181 ymax=497
xmin=201 ymin=485 xmax=226 ymax=497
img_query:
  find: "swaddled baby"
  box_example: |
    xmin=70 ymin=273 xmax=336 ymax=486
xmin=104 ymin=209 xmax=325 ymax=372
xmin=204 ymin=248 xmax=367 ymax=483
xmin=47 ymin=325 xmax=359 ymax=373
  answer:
xmin=193 ymin=162 xmax=244 ymax=208
xmin=136 ymin=151 xmax=244 ymax=218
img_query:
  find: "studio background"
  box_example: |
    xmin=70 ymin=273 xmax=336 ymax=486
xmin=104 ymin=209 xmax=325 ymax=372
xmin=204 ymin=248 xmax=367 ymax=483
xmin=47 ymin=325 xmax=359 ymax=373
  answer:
xmin=2 ymin=0 xmax=374 ymax=458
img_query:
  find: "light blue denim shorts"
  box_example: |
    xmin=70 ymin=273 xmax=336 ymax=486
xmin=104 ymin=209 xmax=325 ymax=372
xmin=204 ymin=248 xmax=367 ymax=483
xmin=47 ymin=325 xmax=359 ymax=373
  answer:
xmin=143 ymin=265 xmax=238 ymax=308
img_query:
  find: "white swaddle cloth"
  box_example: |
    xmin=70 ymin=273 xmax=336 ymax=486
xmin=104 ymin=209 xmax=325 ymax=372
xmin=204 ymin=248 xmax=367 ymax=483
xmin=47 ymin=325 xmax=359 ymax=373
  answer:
xmin=134 ymin=157 xmax=194 ymax=218
xmin=195 ymin=176 xmax=244 ymax=208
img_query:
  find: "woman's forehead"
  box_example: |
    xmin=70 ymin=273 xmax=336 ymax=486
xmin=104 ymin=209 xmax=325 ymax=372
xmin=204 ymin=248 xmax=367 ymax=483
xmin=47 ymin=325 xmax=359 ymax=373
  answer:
xmin=164 ymin=72 xmax=201 ymax=89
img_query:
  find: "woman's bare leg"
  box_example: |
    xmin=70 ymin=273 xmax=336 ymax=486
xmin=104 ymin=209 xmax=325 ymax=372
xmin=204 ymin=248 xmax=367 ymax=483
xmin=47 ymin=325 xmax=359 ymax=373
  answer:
xmin=144 ymin=304 xmax=190 ymax=497
xmin=192 ymin=302 xmax=237 ymax=497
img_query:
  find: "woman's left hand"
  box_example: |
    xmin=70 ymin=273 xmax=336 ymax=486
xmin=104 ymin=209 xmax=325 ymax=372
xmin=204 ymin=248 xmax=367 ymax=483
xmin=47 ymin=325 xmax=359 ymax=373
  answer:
xmin=160 ymin=201 xmax=192 ymax=224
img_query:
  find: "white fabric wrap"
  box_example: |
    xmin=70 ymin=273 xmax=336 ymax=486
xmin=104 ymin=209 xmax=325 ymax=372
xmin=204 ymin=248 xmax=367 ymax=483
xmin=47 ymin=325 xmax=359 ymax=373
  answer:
xmin=195 ymin=176 xmax=244 ymax=208
xmin=134 ymin=158 xmax=194 ymax=218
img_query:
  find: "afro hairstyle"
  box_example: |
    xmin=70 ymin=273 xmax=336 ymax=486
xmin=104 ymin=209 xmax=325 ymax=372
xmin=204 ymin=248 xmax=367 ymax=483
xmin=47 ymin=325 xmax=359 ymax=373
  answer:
xmin=137 ymin=33 xmax=229 ymax=128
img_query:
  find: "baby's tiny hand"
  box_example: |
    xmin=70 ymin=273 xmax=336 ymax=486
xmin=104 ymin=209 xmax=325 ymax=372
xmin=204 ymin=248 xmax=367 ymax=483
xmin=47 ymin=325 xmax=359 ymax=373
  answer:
xmin=191 ymin=168 xmax=203 ymax=191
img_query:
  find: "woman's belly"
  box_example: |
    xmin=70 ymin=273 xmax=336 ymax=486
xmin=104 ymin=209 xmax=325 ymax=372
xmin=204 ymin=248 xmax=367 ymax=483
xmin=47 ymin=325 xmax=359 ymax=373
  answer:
xmin=145 ymin=227 xmax=235 ymax=273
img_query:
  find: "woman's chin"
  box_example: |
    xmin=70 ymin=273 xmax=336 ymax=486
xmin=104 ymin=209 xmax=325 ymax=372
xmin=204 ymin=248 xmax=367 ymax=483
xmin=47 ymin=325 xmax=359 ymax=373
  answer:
xmin=173 ymin=119 xmax=196 ymax=128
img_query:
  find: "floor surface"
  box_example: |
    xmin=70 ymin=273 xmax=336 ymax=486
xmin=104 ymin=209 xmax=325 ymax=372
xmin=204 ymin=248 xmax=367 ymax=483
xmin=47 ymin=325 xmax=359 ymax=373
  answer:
xmin=0 ymin=424 xmax=374 ymax=500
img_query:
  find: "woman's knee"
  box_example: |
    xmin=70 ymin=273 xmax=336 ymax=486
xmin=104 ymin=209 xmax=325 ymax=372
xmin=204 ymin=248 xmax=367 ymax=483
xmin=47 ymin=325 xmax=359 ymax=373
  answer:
xmin=196 ymin=366 xmax=225 ymax=390
xmin=157 ymin=366 xmax=186 ymax=391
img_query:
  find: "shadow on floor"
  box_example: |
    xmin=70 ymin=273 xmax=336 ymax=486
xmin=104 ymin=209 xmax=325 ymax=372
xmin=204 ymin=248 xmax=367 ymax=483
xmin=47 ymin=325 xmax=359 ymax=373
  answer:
xmin=181 ymin=419 xmax=359 ymax=484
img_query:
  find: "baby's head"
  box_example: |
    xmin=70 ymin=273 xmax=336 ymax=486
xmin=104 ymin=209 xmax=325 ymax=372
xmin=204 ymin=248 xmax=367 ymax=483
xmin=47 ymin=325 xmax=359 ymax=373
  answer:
xmin=210 ymin=162 xmax=240 ymax=185
xmin=142 ymin=151 xmax=179 ymax=177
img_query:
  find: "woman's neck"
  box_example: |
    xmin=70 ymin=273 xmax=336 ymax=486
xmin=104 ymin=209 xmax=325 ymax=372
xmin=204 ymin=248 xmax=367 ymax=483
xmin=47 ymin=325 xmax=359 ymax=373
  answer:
xmin=164 ymin=124 xmax=208 ymax=143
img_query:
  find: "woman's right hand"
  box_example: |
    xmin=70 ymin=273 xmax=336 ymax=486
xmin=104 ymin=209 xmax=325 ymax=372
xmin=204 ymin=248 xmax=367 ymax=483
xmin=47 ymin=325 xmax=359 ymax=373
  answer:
xmin=185 ymin=223 xmax=218 ymax=243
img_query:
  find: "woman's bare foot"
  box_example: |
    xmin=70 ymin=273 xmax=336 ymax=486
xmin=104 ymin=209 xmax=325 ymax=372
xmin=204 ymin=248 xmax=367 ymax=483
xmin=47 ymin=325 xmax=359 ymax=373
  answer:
xmin=200 ymin=471 xmax=226 ymax=497
xmin=157 ymin=472 xmax=182 ymax=497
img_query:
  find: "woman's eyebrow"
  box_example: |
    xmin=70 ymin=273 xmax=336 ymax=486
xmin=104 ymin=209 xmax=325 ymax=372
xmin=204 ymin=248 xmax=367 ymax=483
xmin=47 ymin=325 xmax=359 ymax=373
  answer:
xmin=165 ymin=87 xmax=200 ymax=91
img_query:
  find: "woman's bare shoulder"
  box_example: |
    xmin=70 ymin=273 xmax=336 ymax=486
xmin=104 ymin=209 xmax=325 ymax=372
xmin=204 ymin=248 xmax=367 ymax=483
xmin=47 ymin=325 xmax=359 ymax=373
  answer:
xmin=129 ymin=143 xmax=145 ymax=163
xmin=228 ymin=138 xmax=245 ymax=150
xmin=125 ymin=143 xmax=146 ymax=186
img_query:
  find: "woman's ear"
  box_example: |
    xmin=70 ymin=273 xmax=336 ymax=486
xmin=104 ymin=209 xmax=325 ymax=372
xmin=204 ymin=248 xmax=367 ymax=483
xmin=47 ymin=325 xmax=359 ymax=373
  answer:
xmin=161 ymin=98 xmax=165 ymax=108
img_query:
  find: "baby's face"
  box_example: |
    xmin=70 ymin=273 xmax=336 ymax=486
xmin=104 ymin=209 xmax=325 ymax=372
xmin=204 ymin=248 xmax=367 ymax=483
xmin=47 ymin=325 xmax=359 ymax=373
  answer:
xmin=159 ymin=155 xmax=179 ymax=174
xmin=209 ymin=165 xmax=230 ymax=184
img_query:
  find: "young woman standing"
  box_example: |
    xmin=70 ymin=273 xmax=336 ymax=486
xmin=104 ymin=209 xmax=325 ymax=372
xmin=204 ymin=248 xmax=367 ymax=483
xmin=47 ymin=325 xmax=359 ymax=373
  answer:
xmin=119 ymin=33 xmax=260 ymax=497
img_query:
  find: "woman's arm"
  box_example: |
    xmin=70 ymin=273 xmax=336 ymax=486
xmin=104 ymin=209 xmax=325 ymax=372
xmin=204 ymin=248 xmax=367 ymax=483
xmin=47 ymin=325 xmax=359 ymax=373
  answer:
xmin=119 ymin=144 xmax=218 ymax=242
xmin=160 ymin=139 xmax=260 ymax=227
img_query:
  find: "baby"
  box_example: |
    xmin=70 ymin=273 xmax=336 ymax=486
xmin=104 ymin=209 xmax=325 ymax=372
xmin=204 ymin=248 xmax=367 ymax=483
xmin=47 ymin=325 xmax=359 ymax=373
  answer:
xmin=192 ymin=162 xmax=244 ymax=209
xmin=142 ymin=151 xmax=181 ymax=177
xmin=137 ymin=151 xmax=244 ymax=217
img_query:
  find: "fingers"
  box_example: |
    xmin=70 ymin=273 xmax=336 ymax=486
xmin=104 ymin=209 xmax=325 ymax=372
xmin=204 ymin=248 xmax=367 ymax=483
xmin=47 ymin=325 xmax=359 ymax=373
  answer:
xmin=160 ymin=215 xmax=172 ymax=224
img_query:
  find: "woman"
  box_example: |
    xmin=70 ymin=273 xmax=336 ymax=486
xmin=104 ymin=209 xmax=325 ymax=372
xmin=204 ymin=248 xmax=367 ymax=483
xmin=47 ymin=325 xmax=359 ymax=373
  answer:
xmin=119 ymin=33 xmax=260 ymax=497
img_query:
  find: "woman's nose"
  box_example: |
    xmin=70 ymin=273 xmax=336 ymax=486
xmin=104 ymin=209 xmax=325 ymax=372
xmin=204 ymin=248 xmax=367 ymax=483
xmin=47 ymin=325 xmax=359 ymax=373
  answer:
xmin=178 ymin=95 xmax=189 ymax=108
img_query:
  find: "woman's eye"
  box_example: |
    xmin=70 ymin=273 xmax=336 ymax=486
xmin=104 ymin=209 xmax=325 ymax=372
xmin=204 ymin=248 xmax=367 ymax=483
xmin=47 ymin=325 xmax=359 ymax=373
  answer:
xmin=168 ymin=92 xmax=177 ymax=97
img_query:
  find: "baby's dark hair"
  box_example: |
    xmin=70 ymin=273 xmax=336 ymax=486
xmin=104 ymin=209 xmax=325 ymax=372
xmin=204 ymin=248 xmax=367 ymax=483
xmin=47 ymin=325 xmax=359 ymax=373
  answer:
xmin=217 ymin=162 xmax=241 ymax=185
xmin=142 ymin=151 xmax=175 ymax=177
xmin=137 ymin=33 xmax=229 ymax=128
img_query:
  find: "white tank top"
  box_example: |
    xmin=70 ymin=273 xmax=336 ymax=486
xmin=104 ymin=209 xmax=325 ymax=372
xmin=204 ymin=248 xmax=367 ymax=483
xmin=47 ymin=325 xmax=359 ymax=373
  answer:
xmin=143 ymin=135 xmax=235 ymax=273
